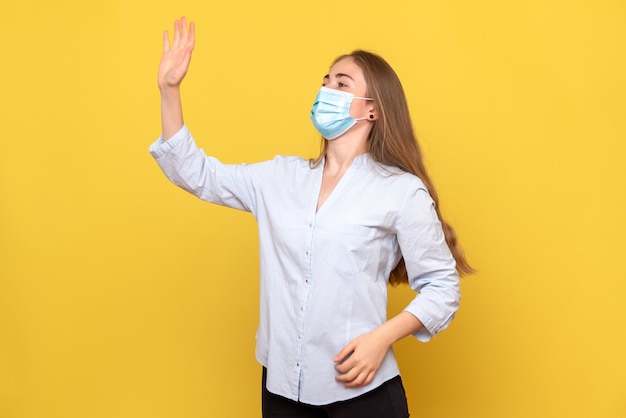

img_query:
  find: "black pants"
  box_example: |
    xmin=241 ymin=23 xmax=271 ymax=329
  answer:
xmin=262 ymin=368 xmax=410 ymax=418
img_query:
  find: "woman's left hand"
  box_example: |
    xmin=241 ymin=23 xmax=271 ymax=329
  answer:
xmin=333 ymin=329 xmax=392 ymax=388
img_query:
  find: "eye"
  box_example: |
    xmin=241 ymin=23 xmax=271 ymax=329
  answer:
xmin=338 ymin=82 xmax=348 ymax=88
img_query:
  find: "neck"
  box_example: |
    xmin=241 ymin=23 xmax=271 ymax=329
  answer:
xmin=324 ymin=127 xmax=369 ymax=172
xmin=325 ymin=141 xmax=367 ymax=173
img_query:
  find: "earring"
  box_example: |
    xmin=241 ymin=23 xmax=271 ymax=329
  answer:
xmin=369 ymin=114 xmax=374 ymax=119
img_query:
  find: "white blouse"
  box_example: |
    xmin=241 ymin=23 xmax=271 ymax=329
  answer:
xmin=149 ymin=125 xmax=460 ymax=405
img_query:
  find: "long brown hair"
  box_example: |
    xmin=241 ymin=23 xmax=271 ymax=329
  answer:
xmin=312 ymin=50 xmax=474 ymax=285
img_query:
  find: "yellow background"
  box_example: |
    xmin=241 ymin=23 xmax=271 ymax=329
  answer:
xmin=1 ymin=1 xmax=625 ymax=417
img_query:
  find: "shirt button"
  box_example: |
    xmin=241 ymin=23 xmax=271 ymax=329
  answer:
xmin=305 ymin=250 xmax=309 ymax=256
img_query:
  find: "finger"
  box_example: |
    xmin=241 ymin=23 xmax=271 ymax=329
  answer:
xmin=173 ymin=19 xmax=180 ymax=48
xmin=179 ymin=16 xmax=186 ymax=44
xmin=343 ymin=370 xmax=375 ymax=388
xmin=335 ymin=356 xmax=365 ymax=380
xmin=162 ymin=30 xmax=170 ymax=53
xmin=334 ymin=341 xmax=355 ymax=363
xmin=334 ymin=356 xmax=355 ymax=374
xmin=181 ymin=16 xmax=188 ymax=38
xmin=188 ymin=21 xmax=195 ymax=47
xmin=335 ymin=365 xmax=362 ymax=384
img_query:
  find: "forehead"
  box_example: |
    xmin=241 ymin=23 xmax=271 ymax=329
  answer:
xmin=327 ymin=57 xmax=366 ymax=82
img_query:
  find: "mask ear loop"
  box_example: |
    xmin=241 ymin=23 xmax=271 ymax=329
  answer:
xmin=352 ymin=96 xmax=374 ymax=121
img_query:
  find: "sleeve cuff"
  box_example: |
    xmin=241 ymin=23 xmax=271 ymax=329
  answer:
xmin=403 ymin=306 xmax=438 ymax=343
xmin=148 ymin=125 xmax=190 ymax=159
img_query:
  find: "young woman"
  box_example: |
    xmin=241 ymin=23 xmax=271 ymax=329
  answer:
xmin=150 ymin=17 xmax=472 ymax=418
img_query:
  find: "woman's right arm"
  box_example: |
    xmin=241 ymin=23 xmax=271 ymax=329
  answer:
xmin=158 ymin=17 xmax=195 ymax=141
xmin=151 ymin=17 xmax=269 ymax=213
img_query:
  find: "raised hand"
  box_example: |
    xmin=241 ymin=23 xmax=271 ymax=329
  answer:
xmin=158 ymin=17 xmax=195 ymax=90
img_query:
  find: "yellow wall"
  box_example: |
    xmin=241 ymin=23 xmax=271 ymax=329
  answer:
xmin=1 ymin=1 xmax=625 ymax=417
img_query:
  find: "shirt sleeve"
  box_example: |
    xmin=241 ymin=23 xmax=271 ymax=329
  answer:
xmin=395 ymin=186 xmax=461 ymax=342
xmin=148 ymin=125 xmax=268 ymax=216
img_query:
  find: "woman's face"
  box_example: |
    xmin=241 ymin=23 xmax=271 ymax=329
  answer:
xmin=322 ymin=57 xmax=372 ymax=120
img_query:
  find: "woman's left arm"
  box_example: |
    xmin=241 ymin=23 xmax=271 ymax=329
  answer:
xmin=334 ymin=311 xmax=423 ymax=388
xmin=335 ymin=185 xmax=460 ymax=388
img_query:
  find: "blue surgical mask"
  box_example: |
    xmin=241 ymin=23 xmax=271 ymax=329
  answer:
xmin=310 ymin=87 xmax=373 ymax=140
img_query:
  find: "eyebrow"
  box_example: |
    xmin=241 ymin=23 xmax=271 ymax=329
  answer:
xmin=323 ymin=73 xmax=354 ymax=81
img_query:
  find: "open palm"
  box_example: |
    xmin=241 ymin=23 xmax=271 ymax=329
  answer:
xmin=158 ymin=17 xmax=195 ymax=90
